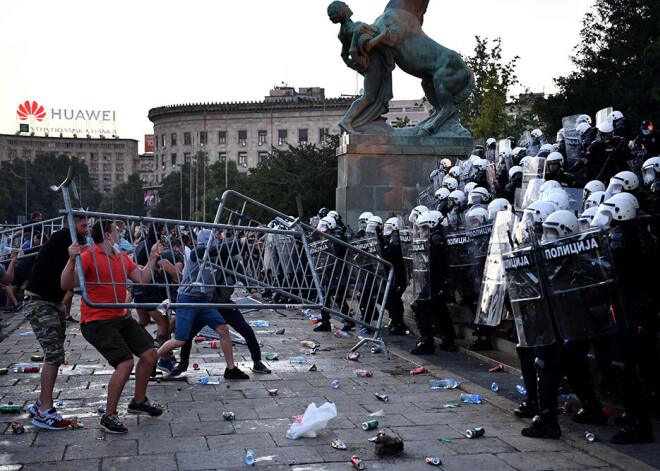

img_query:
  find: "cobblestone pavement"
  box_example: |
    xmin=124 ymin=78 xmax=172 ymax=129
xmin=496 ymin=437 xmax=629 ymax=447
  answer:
xmin=0 ymin=299 xmax=657 ymax=470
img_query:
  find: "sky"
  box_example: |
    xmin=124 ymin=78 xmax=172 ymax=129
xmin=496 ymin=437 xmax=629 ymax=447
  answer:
xmin=0 ymin=0 xmax=593 ymax=153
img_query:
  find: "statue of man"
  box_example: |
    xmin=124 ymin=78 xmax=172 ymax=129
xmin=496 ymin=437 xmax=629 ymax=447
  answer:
xmin=328 ymin=1 xmax=395 ymax=134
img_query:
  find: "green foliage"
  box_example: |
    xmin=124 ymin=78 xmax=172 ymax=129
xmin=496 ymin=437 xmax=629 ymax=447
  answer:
xmin=393 ymin=116 xmax=411 ymax=128
xmin=150 ymin=163 xmax=192 ymax=220
xmin=98 ymin=173 xmax=146 ymax=216
xmin=535 ymin=0 xmax=660 ymax=136
xmin=0 ymin=153 xmax=101 ymax=224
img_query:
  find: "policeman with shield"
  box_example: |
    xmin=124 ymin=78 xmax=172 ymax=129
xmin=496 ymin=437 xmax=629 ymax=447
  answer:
xmin=410 ymin=210 xmax=456 ymax=354
xmin=381 ymin=217 xmax=409 ymax=335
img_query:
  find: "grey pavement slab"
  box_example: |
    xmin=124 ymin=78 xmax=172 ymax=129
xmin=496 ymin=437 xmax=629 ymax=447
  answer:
xmin=0 ymin=298 xmax=655 ymax=470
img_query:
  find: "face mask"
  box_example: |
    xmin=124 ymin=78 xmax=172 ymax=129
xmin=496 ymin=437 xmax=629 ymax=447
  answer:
xmin=383 ymin=226 xmax=393 ymax=236
xmin=360 ymin=222 xmax=367 ymax=229
xmin=112 ymin=243 xmax=122 ymax=255
xmin=642 ymin=129 xmax=651 ymax=135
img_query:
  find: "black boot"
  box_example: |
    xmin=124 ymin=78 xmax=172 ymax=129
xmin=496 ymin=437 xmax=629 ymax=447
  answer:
xmin=411 ymin=339 xmax=435 ymax=355
xmin=572 ymin=402 xmax=607 ymax=425
xmin=468 ymin=335 xmax=492 ymax=351
xmin=438 ymin=338 xmax=457 ymax=352
xmin=388 ymin=323 xmax=407 ymax=336
xmin=341 ymin=321 xmax=355 ymax=332
xmin=514 ymin=400 xmax=539 ymax=419
xmin=313 ymin=321 xmax=332 ymax=332
xmin=610 ymin=419 xmax=654 ymax=444
xmin=521 ymin=413 xmax=561 ymax=439
xmin=170 ymin=362 xmax=189 ymax=377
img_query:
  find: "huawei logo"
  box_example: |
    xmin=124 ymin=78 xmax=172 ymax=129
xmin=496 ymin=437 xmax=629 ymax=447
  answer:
xmin=17 ymin=100 xmax=46 ymax=121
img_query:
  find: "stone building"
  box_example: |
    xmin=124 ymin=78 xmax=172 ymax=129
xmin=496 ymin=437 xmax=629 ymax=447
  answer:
xmin=147 ymin=86 xmax=353 ymax=183
xmin=0 ymin=133 xmax=140 ymax=193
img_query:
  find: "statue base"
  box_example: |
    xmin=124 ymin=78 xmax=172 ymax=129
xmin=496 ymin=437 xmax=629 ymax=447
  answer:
xmin=336 ymin=134 xmax=475 ymax=223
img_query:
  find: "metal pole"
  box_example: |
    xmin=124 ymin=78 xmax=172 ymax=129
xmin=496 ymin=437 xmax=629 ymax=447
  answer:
xmin=24 ymin=158 xmax=27 ymax=218
xmin=179 ymin=166 xmax=183 ymax=220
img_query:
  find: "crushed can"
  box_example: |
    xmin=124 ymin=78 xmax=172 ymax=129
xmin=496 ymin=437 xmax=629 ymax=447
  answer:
xmin=585 ymin=431 xmax=596 ymax=442
xmin=347 ymin=353 xmax=360 ymax=361
xmin=410 ymin=367 xmax=425 ymax=375
xmin=489 ymin=364 xmax=504 ymax=372
xmin=223 ymin=411 xmax=235 ymax=421
xmin=362 ymin=420 xmax=378 ymax=431
xmin=466 ymin=427 xmax=485 ymax=439
xmin=11 ymin=421 xmax=24 ymax=434
xmin=192 ymin=363 xmax=200 ymax=370
xmin=371 ymin=346 xmax=382 ymax=354
xmin=425 ymin=457 xmax=442 ymax=466
xmin=311 ymin=345 xmax=320 ymax=355
xmin=351 ymin=455 xmax=365 ymax=470
xmin=308 ymin=364 xmax=318 ymax=371
xmin=563 ymin=401 xmax=572 ymax=412
xmin=69 ymin=417 xmax=84 ymax=429
xmin=267 ymin=389 xmax=279 ymax=396
xmin=265 ymin=353 xmax=279 ymax=361
xmin=30 ymin=354 xmax=44 ymax=362
xmin=97 ymin=406 xmax=106 ymax=414
xmin=331 ymin=438 xmax=347 ymax=449
xmin=374 ymin=393 xmax=389 ymax=402
xmin=0 ymin=405 xmax=23 ymax=413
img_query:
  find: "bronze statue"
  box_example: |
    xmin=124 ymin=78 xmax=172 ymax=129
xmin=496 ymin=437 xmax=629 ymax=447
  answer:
xmin=329 ymin=0 xmax=475 ymax=137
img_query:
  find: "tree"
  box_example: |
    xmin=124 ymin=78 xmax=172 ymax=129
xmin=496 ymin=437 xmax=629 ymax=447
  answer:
xmin=535 ymin=0 xmax=660 ymax=136
xmin=393 ymin=116 xmax=411 ymax=128
xmin=98 ymin=174 xmax=146 ymax=216
xmin=151 ymin=164 xmax=192 ymax=220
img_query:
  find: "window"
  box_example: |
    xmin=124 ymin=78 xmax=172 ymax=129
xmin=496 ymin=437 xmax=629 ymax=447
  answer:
xmin=299 ymin=129 xmax=308 ymax=144
xmin=77 ymin=152 xmax=85 ymax=159
xmin=199 ymin=131 xmax=208 ymax=145
xmin=8 ymin=150 xmax=16 ymax=159
xmin=65 ymin=143 xmax=74 ymax=148
xmin=161 ymin=134 xmax=166 ymax=147
xmin=218 ymin=152 xmax=227 ymax=161
xmin=218 ymin=131 xmax=226 ymax=144
xmin=116 ymin=153 xmax=123 ymax=161
xmin=113 ymin=144 xmax=124 ymax=149
xmin=238 ymin=152 xmax=248 ymax=167
xmin=22 ymin=150 xmax=31 ymax=158
xmin=184 ymin=132 xmax=191 ymax=145
xmin=258 ymin=130 xmax=267 ymax=145
xmin=238 ymin=130 xmax=247 ymax=146
xmin=90 ymin=164 xmax=98 ymax=172
xmin=278 ymin=130 xmax=288 ymax=145
xmin=103 ymin=163 xmax=111 ymax=171
xmin=258 ymin=151 xmax=267 ymax=163
xmin=171 ymin=133 xmax=177 ymax=146
xmin=171 ymin=153 xmax=177 ymax=167
xmin=319 ymin=127 xmax=329 ymax=143
xmin=116 ymin=164 xmax=124 ymax=173
xmin=184 ymin=152 xmax=191 ymax=164
xmin=103 ymin=153 xmax=111 ymax=161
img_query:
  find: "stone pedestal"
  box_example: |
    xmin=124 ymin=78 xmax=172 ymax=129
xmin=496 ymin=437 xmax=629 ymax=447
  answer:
xmin=336 ymin=134 xmax=475 ymax=224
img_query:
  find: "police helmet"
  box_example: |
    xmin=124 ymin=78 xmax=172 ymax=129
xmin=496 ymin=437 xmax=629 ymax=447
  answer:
xmin=465 ymin=206 xmax=489 ymax=228
xmin=543 ymin=210 xmax=579 ymax=240
xmin=583 ymin=180 xmax=606 ymax=202
xmin=434 ymin=187 xmax=450 ymax=201
xmin=409 ymin=205 xmax=429 ymax=224
xmin=642 ymin=156 xmax=660 ymax=185
xmin=487 ymin=198 xmax=511 ymax=220
xmin=442 ymin=177 xmax=459 ymax=191
xmin=546 ymin=152 xmax=563 ymax=166
xmin=508 ymin=165 xmax=523 ymax=179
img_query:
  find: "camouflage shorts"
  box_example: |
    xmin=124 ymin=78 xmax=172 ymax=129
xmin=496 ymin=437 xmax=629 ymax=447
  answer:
xmin=24 ymin=300 xmax=66 ymax=365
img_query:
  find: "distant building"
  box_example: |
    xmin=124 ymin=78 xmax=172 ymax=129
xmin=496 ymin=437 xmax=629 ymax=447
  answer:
xmin=0 ymin=133 xmax=139 ymax=193
xmin=147 ymin=86 xmax=353 ymax=184
xmin=383 ymin=99 xmax=434 ymax=127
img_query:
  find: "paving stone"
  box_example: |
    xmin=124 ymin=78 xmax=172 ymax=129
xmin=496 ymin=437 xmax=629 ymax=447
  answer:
xmin=65 ymin=440 xmax=137 ymax=460
xmin=495 ymin=450 xmax=608 ymax=470
xmin=22 ymin=459 xmax=100 ymax=471
xmin=102 ymin=454 xmax=178 ymax=471
xmin=138 ymin=435 xmax=207 ymax=455
xmin=170 ymin=420 xmax=234 ymax=437
xmin=0 ymin=445 xmax=65 ymax=465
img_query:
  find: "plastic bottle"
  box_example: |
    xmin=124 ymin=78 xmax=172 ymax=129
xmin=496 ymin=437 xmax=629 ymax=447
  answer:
xmin=289 ymin=357 xmax=308 ymax=364
xmin=335 ymin=330 xmax=351 ymax=338
xmin=302 ymin=309 xmax=312 ymax=317
xmin=460 ymin=394 xmax=483 ymax=404
xmin=245 ymin=450 xmax=255 ymax=466
xmin=197 ymin=377 xmax=221 ymax=385
xmin=515 ymin=384 xmax=527 ymax=395
xmin=359 ymin=328 xmax=368 ymax=334
xmin=208 ymin=340 xmax=220 ymax=349
xmin=332 ymin=380 xmax=340 ymax=389
xmin=429 ymin=379 xmax=460 ymax=390
xmin=491 ymin=382 xmax=499 ymax=392
xmin=301 ymin=341 xmax=317 ymax=348
xmin=156 ymin=299 xmax=171 ymax=314
xmin=249 ymin=321 xmax=270 ymax=327
xmin=9 ymin=364 xmax=40 ymax=373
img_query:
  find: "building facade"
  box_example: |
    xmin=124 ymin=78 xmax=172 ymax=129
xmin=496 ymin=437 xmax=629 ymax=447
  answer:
xmin=0 ymin=134 xmax=139 ymax=193
xmin=382 ymin=99 xmax=434 ymax=127
xmin=147 ymin=86 xmax=353 ymax=183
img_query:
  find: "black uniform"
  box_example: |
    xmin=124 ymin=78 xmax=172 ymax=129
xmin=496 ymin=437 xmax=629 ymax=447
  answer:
xmin=380 ymin=232 xmax=408 ymax=333
xmin=502 ymin=175 xmax=522 ymax=205
xmin=410 ymin=226 xmax=455 ymax=354
xmin=544 ymin=169 xmax=576 ymax=188
xmin=613 ymin=118 xmax=631 ymax=141
xmin=634 ymin=129 xmax=660 ymax=157
xmin=571 ymin=137 xmax=632 ymax=184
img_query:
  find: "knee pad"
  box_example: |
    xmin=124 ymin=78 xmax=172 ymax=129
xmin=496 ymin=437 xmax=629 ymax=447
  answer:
xmin=534 ymin=357 xmax=545 ymax=371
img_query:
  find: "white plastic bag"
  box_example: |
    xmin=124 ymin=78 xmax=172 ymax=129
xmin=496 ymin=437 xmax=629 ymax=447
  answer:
xmin=286 ymin=402 xmax=337 ymax=439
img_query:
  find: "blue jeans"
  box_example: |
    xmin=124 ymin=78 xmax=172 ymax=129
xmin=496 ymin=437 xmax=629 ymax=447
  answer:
xmin=174 ymin=293 xmax=225 ymax=342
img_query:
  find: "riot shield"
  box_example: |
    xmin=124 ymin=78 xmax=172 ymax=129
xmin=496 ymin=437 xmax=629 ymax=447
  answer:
xmin=411 ymin=233 xmax=430 ymax=300
xmin=519 ymin=157 xmax=546 ymax=208
xmin=596 ymin=107 xmax=613 ymax=128
xmin=417 ymin=183 xmax=436 ymax=209
xmin=564 ymin=187 xmax=583 ymax=214
xmin=468 ymin=223 xmax=493 ymax=291
xmin=349 ymin=235 xmax=384 ymax=323
xmin=444 ymin=228 xmax=477 ymax=301
xmin=398 ymin=220 xmax=414 ymax=284
xmin=474 ymin=211 xmax=517 ymax=326
xmin=519 ymin=131 xmax=539 ymax=157
xmin=540 ymin=229 xmax=628 ymax=341
xmin=515 ymin=177 xmax=544 ymax=212
xmin=562 ymin=114 xmax=581 ymax=168
xmin=502 ymin=245 xmax=555 ymax=347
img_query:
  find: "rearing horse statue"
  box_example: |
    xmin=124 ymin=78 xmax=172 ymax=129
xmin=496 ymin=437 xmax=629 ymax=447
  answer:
xmin=369 ymin=0 xmax=475 ymax=136
xmin=331 ymin=0 xmax=475 ymax=137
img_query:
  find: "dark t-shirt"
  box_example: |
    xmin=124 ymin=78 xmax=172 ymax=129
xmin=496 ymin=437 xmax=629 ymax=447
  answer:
xmin=24 ymin=228 xmax=73 ymax=303
xmin=154 ymin=248 xmax=184 ymax=284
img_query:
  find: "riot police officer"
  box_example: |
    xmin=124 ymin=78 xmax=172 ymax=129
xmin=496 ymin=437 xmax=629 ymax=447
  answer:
xmin=584 ymin=123 xmax=632 ymax=184
xmin=381 ymin=217 xmax=408 ymax=335
xmin=410 ymin=211 xmax=456 ymax=354
xmin=356 ymin=211 xmax=374 ymax=238
xmin=609 ymin=110 xmax=631 ymax=141
xmin=501 ymin=166 xmax=523 ymax=205
xmin=544 ymin=152 xmax=576 ymax=187
xmin=470 ymin=158 xmax=490 ymax=189
xmin=642 ymin=157 xmax=660 ymax=239
xmin=633 ymin=120 xmax=660 ymax=157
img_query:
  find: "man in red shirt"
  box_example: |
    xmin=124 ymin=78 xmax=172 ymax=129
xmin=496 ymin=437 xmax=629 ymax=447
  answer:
xmin=61 ymin=219 xmax=164 ymax=434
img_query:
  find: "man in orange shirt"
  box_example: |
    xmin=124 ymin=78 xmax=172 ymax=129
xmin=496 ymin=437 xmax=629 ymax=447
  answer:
xmin=61 ymin=219 xmax=164 ymax=434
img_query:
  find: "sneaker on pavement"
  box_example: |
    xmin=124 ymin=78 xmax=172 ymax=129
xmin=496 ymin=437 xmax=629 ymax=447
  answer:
xmin=100 ymin=412 xmax=128 ymax=434
xmin=27 ymin=399 xmax=42 ymax=417
xmin=252 ymin=361 xmax=271 ymax=374
xmin=127 ymin=397 xmax=163 ymax=416
xmin=169 ymin=363 xmax=189 ymax=377
xmin=224 ymin=366 xmax=250 ymax=380
xmin=157 ymin=359 xmax=175 ymax=373
xmin=31 ymin=407 xmax=71 ymax=431
xmin=65 ymin=316 xmax=77 ymax=323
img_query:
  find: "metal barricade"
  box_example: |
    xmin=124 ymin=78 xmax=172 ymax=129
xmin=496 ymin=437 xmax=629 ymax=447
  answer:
xmin=214 ymin=190 xmax=394 ymax=357
xmin=0 ymin=217 xmax=64 ymax=263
